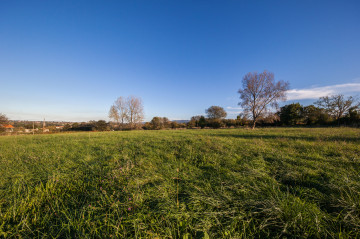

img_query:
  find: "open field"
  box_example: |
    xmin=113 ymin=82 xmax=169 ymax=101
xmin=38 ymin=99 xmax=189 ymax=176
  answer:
xmin=0 ymin=128 xmax=360 ymax=238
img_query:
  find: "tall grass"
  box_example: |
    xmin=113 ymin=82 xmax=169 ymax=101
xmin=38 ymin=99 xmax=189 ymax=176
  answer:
xmin=0 ymin=128 xmax=359 ymax=238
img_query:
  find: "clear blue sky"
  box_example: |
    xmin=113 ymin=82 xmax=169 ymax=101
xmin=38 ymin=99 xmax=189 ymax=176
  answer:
xmin=1 ymin=0 xmax=360 ymax=121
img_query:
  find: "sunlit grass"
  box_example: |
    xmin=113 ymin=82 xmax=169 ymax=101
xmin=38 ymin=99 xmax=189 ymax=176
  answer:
xmin=0 ymin=128 xmax=359 ymax=238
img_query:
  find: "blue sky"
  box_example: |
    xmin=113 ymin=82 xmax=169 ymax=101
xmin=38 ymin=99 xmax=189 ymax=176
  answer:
xmin=1 ymin=0 xmax=360 ymax=121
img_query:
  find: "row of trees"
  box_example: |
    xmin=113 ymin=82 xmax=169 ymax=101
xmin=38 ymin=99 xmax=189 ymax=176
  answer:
xmin=144 ymin=106 xmax=243 ymax=130
xmin=143 ymin=116 xmax=244 ymax=130
xmin=63 ymin=120 xmax=110 ymax=131
xmin=105 ymin=70 xmax=358 ymax=130
xmin=187 ymin=106 xmax=232 ymax=129
xmin=236 ymin=71 xmax=360 ymax=128
xmin=183 ymin=95 xmax=359 ymax=129
xmin=279 ymin=95 xmax=359 ymax=126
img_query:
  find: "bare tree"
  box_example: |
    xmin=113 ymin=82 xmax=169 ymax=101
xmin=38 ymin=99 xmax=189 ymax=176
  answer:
xmin=206 ymin=106 xmax=227 ymax=119
xmin=109 ymin=96 xmax=144 ymax=129
xmin=109 ymin=96 xmax=130 ymax=129
xmin=0 ymin=113 xmax=9 ymax=125
xmin=0 ymin=113 xmax=9 ymax=132
xmin=108 ymin=105 xmax=119 ymax=124
xmin=127 ymin=96 xmax=144 ymax=128
xmin=238 ymin=71 xmax=289 ymax=129
xmin=315 ymin=94 xmax=358 ymax=123
xmin=115 ymin=96 xmax=129 ymax=125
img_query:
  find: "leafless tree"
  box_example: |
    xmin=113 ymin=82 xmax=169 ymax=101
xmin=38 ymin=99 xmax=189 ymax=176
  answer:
xmin=109 ymin=96 xmax=130 ymax=128
xmin=115 ymin=96 xmax=129 ymax=125
xmin=206 ymin=106 xmax=227 ymax=119
xmin=109 ymin=96 xmax=144 ymax=129
xmin=315 ymin=94 xmax=358 ymax=123
xmin=127 ymin=96 xmax=144 ymax=128
xmin=238 ymin=71 xmax=289 ymax=129
xmin=108 ymin=105 xmax=119 ymax=124
xmin=0 ymin=113 xmax=9 ymax=125
xmin=0 ymin=113 xmax=9 ymax=132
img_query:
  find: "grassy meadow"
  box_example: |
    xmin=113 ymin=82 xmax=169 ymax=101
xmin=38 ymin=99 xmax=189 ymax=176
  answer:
xmin=0 ymin=128 xmax=360 ymax=238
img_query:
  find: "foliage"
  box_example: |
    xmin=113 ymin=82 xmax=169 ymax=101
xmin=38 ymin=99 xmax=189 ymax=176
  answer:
xmin=65 ymin=120 xmax=110 ymax=131
xmin=149 ymin=117 xmax=171 ymax=130
xmin=315 ymin=94 xmax=358 ymax=122
xmin=188 ymin=116 xmax=203 ymax=128
xmin=206 ymin=118 xmax=224 ymax=129
xmin=302 ymin=105 xmax=322 ymax=125
xmin=170 ymin=121 xmax=179 ymax=129
xmin=93 ymin=120 xmax=109 ymax=131
xmin=344 ymin=106 xmax=360 ymax=126
xmin=277 ymin=99 xmax=360 ymax=127
xmin=279 ymin=103 xmax=303 ymax=125
xmin=198 ymin=116 xmax=207 ymax=129
xmin=205 ymin=106 xmax=227 ymax=119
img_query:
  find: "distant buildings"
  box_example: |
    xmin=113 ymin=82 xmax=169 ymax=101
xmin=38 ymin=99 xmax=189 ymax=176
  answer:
xmin=24 ymin=128 xmax=38 ymax=133
xmin=0 ymin=124 xmax=14 ymax=132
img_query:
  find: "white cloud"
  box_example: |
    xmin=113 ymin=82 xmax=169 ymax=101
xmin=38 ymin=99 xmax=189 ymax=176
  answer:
xmin=226 ymin=106 xmax=243 ymax=116
xmin=287 ymin=83 xmax=360 ymax=100
xmin=226 ymin=111 xmax=242 ymax=115
xmin=226 ymin=106 xmax=242 ymax=110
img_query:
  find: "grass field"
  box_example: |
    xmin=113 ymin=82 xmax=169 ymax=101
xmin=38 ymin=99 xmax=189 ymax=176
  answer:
xmin=0 ymin=128 xmax=359 ymax=238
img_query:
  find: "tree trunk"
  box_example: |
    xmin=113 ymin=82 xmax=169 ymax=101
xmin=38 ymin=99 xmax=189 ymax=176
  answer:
xmin=252 ymin=111 xmax=256 ymax=129
xmin=252 ymin=120 xmax=256 ymax=129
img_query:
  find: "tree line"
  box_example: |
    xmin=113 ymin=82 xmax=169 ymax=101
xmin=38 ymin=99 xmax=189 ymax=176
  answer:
xmin=235 ymin=70 xmax=359 ymax=128
xmin=2 ymin=70 xmax=359 ymax=132
xmin=148 ymin=94 xmax=359 ymax=130
xmin=278 ymin=95 xmax=359 ymax=126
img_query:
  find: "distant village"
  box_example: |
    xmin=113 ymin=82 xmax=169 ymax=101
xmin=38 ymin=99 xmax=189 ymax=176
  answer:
xmin=0 ymin=120 xmax=69 ymax=134
xmin=0 ymin=119 xmax=192 ymax=135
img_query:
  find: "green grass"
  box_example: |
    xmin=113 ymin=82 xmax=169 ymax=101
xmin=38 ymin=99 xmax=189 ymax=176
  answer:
xmin=0 ymin=128 xmax=360 ymax=238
